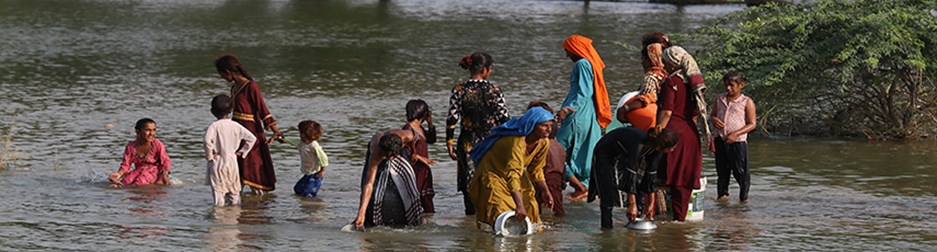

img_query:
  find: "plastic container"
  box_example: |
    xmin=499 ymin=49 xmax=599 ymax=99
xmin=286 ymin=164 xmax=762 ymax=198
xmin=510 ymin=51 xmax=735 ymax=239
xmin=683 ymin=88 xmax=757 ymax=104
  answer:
xmin=685 ymin=176 xmax=707 ymax=221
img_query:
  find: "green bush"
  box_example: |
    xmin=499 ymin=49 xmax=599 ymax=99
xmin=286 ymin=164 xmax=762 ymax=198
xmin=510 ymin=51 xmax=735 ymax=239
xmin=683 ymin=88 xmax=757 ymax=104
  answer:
xmin=693 ymin=0 xmax=937 ymax=139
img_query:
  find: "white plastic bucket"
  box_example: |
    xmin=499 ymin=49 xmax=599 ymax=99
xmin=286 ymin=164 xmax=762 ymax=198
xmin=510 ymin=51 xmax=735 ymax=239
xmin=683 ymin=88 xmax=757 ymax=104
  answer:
xmin=685 ymin=176 xmax=707 ymax=221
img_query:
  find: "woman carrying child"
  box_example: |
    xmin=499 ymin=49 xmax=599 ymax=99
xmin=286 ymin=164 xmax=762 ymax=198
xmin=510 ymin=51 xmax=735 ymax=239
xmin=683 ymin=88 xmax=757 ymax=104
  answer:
xmin=109 ymin=118 xmax=172 ymax=187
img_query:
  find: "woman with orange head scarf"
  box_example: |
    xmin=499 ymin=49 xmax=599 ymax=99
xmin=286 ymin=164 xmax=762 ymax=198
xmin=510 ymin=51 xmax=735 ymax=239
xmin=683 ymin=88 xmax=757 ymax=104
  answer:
xmin=556 ymin=34 xmax=612 ymax=200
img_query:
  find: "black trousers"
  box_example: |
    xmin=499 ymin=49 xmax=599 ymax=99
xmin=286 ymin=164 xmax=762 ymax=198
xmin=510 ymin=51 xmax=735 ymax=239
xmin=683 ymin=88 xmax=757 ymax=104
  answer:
xmin=714 ymin=137 xmax=750 ymax=201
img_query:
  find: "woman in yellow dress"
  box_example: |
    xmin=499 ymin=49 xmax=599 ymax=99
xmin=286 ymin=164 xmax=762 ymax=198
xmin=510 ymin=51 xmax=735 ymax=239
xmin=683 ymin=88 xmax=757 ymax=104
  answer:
xmin=468 ymin=107 xmax=556 ymax=227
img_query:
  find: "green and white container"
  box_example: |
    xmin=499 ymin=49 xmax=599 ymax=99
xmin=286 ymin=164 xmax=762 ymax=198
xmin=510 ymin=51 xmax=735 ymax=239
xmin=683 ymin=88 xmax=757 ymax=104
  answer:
xmin=685 ymin=176 xmax=706 ymax=221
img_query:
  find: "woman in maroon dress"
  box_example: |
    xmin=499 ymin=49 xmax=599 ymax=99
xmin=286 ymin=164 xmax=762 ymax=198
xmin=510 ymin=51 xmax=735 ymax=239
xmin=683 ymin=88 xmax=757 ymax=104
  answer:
xmin=402 ymin=99 xmax=437 ymax=213
xmin=214 ymin=54 xmax=284 ymax=194
xmin=655 ymin=46 xmax=704 ymax=221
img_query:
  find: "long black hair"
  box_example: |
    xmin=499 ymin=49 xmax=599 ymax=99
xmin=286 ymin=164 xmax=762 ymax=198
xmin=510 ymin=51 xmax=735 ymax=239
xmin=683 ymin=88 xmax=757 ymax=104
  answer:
xmin=405 ymin=99 xmax=437 ymax=144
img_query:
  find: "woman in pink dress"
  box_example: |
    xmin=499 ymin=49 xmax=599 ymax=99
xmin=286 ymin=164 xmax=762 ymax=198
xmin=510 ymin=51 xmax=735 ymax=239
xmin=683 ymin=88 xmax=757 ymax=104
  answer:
xmin=109 ymin=118 xmax=172 ymax=187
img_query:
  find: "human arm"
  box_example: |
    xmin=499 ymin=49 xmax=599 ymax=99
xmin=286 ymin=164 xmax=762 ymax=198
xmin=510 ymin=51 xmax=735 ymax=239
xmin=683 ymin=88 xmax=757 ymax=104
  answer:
xmin=559 ymin=60 xmax=594 ymax=122
xmin=627 ymin=193 xmax=638 ymax=223
xmin=655 ymin=78 xmax=676 ymax=132
xmin=110 ymin=143 xmax=134 ymax=184
xmin=314 ymin=142 xmax=329 ymax=178
xmin=711 ymin=97 xmax=725 ymax=130
xmin=247 ymin=82 xmax=283 ymax=144
xmin=204 ymin=125 xmax=217 ymax=161
xmin=155 ymin=140 xmax=172 ymax=185
xmin=512 ymin=190 xmax=528 ymax=220
xmin=238 ymin=125 xmax=257 ymax=158
xmin=491 ymin=83 xmax=511 ymax=125
xmin=726 ymin=98 xmax=757 ymax=144
xmin=446 ymin=86 xmax=462 ymax=160
xmin=353 ymin=139 xmax=384 ymax=230
xmin=424 ymin=113 xmax=437 ymax=144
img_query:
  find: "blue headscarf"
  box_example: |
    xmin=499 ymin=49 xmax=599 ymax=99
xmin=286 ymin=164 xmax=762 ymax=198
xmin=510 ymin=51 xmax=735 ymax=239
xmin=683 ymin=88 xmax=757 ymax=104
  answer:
xmin=469 ymin=107 xmax=555 ymax=164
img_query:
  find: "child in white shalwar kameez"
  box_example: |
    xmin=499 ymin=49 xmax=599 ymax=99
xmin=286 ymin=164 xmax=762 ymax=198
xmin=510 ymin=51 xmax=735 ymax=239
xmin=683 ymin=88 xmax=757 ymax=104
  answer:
xmin=205 ymin=94 xmax=257 ymax=206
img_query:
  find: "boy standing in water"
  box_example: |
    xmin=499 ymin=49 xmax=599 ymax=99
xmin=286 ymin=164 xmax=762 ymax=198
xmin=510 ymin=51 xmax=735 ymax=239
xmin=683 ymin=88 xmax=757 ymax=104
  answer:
xmin=204 ymin=94 xmax=257 ymax=206
xmin=711 ymin=71 xmax=757 ymax=202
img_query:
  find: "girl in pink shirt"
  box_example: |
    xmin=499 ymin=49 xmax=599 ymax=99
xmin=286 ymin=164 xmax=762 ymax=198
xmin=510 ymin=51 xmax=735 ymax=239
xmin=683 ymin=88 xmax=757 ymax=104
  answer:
xmin=109 ymin=118 xmax=172 ymax=187
xmin=711 ymin=71 xmax=757 ymax=202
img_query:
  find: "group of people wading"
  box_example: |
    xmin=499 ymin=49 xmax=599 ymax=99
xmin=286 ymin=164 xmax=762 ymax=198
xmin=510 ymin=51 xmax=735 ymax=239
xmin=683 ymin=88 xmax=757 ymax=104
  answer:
xmin=111 ymin=32 xmax=757 ymax=232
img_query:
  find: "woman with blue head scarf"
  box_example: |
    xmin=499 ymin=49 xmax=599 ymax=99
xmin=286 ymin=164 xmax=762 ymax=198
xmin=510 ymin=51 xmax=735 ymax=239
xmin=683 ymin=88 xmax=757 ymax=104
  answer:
xmin=467 ymin=107 xmax=555 ymax=228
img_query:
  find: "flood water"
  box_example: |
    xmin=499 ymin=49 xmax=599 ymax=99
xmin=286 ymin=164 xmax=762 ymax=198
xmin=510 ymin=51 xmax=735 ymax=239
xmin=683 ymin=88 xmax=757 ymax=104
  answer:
xmin=1 ymin=0 xmax=935 ymax=250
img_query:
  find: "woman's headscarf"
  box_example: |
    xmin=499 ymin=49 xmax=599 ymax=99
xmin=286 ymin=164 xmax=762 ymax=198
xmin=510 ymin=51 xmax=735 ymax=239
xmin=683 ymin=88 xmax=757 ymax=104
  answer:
xmin=468 ymin=107 xmax=555 ymax=164
xmin=661 ymin=46 xmax=704 ymax=88
xmin=562 ymin=34 xmax=612 ymax=129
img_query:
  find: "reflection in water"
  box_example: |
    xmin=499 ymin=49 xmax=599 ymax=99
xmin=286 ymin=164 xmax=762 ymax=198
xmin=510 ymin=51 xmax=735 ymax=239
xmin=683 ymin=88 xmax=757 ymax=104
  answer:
xmin=123 ymin=186 xmax=168 ymax=217
xmin=297 ymin=196 xmax=327 ymax=222
xmin=206 ymin=207 xmax=243 ymax=252
xmin=238 ymin=194 xmax=277 ymax=225
xmin=708 ymin=203 xmax=758 ymax=251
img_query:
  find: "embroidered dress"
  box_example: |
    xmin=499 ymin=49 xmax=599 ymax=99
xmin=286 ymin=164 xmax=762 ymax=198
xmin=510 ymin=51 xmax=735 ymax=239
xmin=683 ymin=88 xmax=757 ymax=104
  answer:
xmin=118 ymin=139 xmax=172 ymax=185
xmin=446 ymin=79 xmax=510 ymax=193
xmin=204 ymin=119 xmax=256 ymax=206
xmin=230 ymin=80 xmax=278 ymax=191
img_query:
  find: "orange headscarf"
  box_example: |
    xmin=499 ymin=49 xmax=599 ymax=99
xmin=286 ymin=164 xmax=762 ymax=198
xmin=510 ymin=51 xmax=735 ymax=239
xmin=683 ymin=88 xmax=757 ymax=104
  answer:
xmin=562 ymin=34 xmax=612 ymax=128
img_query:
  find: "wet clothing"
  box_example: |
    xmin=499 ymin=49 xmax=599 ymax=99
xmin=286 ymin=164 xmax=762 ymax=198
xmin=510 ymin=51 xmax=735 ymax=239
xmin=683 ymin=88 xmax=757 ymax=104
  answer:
xmin=557 ymin=59 xmax=603 ymax=188
xmin=713 ymin=93 xmax=752 ymax=201
xmin=715 ymin=138 xmax=750 ymax=201
xmin=403 ymin=124 xmax=435 ymax=213
xmin=588 ymin=127 xmax=664 ymax=208
xmin=469 ymin=136 xmax=549 ymax=226
xmin=658 ymin=74 xmax=703 ymax=222
xmin=294 ymin=175 xmax=323 ymax=198
xmin=118 ymin=139 xmax=172 ymax=185
xmin=446 ymin=79 xmax=510 ymax=214
xmin=362 ymin=154 xmax=423 ymax=227
xmin=536 ymin=138 xmax=567 ymax=217
xmin=204 ymin=119 xmax=257 ymax=206
xmin=230 ymin=80 xmax=278 ymax=191
xmin=468 ymin=107 xmax=554 ymax=225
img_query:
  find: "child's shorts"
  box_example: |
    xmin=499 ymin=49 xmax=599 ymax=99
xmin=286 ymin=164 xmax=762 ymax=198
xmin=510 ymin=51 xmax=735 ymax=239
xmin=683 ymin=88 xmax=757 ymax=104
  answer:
xmin=294 ymin=174 xmax=323 ymax=198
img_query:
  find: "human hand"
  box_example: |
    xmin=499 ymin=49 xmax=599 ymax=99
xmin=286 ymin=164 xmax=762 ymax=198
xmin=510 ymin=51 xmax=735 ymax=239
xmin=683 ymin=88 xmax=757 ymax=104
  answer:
xmin=543 ymin=193 xmax=555 ymax=211
xmin=514 ymin=207 xmax=528 ymax=221
xmin=109 ymin=172 xmax=123 ymax=183
xmin=726 ymin=133 xmax=738 ymax=144
xmin=627 ymin=204 xmax=638 ymax=223
xmin=235 ymin=151 xmax=246 ymax=158
xmin=267 ymin=132 xmax=284 ymax=144
xmin=160 ymin=170 xmax=171 ymax=185
xmin=447 ymin=144 xmax=458 ymax=161
xmin=712 ymin=117 xmax=725 ymax=129
xmin=353 ymin=217 xmax=366 ymax=230
xmin=316 ymin=170 xmax=325 ymax=178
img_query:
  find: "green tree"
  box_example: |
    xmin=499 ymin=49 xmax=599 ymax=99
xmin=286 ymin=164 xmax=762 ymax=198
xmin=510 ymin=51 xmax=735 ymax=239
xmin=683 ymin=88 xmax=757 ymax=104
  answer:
xmin=693 ymin=0 xmax=937 ymax=139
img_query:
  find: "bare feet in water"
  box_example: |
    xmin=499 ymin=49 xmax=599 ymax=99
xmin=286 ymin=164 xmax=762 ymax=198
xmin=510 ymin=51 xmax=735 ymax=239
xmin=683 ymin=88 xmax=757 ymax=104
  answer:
xmin=566 ymin=191 xmax=588 ymax=201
